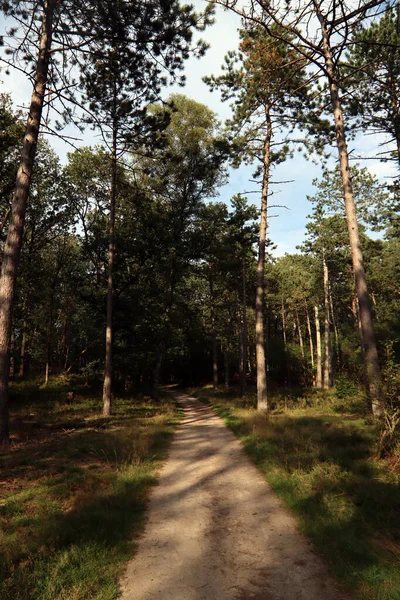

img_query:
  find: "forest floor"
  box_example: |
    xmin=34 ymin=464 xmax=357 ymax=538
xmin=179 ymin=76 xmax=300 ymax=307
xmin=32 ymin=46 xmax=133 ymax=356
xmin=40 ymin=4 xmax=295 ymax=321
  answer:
xmin=191 ymin=386 xmax=400 ymax=600
xmin=120 ymin=391 xmax=347 ymax=600
xmin=0 ymin=377 xmax=179 ymax=600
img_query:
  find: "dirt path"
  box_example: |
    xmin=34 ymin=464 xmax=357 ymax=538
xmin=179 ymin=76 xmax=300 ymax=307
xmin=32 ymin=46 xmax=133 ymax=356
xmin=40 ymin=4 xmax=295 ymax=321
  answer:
xmin=120 ymin=394 xmax=348 ymax=600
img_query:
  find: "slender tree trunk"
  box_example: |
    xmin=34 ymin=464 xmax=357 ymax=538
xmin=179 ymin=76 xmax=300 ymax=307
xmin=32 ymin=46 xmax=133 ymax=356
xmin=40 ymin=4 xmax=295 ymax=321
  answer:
xmin=296 ymin=308 xmax=305 ymax=360
xmin=19 ymin=317 xmax=28 ymax=378
xmin=209 ymin=265 xmax=218 ymax=389
xmin=0 ymin=1 xmax=54 ymax=445
xmin=237 ymin=298 xmax=244 ymax=396
xmin=305 ymin=303 xmax=315 ymax=370
xmin=103 ymin=122 xmax=117 ymax=417
xmin=225 ymin=308 xmax=231 ymax=388
xmin=323 ymin=253 xmax=332 ymax=388
xmin=44 ymin=289 xmax=55 ymax=386
xmin=281 ymin=298 xmax=287 ymax=350
xmin=241 ymin=258 xmax=247 ymax=396
xmin=255 ymin=104 xmax=272 ymax=412
xmin=9 ymin=329 xmax=15 ymax=380
xmin=318 ymin=10 xmax=384 ymax=416
xmin=356 ymin=296 xmax=366 ymax=363
xmin=329 ymin=288 xmax=340 ymax=368
xmin=315 ymin=305 xmax=323 ymax=389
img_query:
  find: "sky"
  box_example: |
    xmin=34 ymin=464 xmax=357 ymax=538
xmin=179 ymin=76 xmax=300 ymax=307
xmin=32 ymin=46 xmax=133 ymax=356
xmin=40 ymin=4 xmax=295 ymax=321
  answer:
xmin=0 ymin=3 xmax=397 ymax=256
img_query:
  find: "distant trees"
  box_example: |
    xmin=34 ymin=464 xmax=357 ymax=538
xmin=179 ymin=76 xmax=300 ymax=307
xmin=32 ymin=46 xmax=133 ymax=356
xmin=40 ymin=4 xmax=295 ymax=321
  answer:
xmin=210 ymin=0 xmax=393 ymax=416
xmin=1 ymin=0 xmax=400 ymax=447
xmin=0 ymin=0 xmax=212 ymax=442
xmin=205 ymin=25 xmax=310 ymax=411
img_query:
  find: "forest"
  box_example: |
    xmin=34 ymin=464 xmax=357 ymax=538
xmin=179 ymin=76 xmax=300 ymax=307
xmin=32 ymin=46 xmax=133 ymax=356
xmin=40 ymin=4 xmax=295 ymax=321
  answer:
xmin=0 ymin=1 xmax=400 ymax=599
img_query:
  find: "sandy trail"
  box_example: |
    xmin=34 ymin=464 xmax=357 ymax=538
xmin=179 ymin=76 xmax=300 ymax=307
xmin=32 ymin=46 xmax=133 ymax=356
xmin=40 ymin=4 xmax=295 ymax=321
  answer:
xmin=120 ymin=393 xmax=348 ymax=600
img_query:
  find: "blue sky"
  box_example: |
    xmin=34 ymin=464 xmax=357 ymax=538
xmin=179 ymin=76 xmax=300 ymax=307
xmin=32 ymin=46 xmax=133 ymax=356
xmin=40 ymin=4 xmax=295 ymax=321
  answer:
xmin=1 ymin=3 xmax=397 ymax=255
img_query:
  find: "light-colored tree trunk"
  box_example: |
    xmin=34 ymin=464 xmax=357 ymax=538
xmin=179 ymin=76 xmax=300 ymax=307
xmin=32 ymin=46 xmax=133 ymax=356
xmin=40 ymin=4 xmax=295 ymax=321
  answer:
xmin=0 ymin=1 xmax=54 ymax=445
xmin=317 ymin=7 xmax=384 ymax=416
xmin=323 ymin=253 xmax=332 ymax=388
xmin=296 ymin=308 xmax=305 ymax=359
xmin=209 ymin=265 xmax=218 ymax=389
xmin=329 ymin=288 xmax=340 ymax=367
xmin=315 ymin=305 xmax=323 ymax=389
xmin=305 ymin=303 xmax=315 ymax=370
xmin=255 ymin=105 xmax=272 ymax=412
xmin=103 ymin=122 xmax=117 ymax=416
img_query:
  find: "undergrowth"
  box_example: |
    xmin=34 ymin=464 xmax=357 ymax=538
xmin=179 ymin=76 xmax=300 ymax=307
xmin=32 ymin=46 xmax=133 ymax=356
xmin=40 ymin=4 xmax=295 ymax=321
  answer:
xmin=193 ymin=385 xmax=400 ymax=600
xmin=0 ymin=377 xmax=179 ymax=600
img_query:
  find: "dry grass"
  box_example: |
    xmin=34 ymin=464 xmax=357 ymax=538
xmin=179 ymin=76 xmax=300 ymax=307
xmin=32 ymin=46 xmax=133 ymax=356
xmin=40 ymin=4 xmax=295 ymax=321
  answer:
xmin=0 ymin=378 xmax=179 ymax=600
xmin=194 ymin=386 xmax=400 ymax=600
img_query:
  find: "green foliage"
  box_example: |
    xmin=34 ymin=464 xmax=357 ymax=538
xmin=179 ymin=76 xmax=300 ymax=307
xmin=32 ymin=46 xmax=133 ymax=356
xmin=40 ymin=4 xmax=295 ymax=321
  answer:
xmin=344 ymin=3 xmax=400 ymax=166
xmin=204 ymin=25 xmax=314 ymax=169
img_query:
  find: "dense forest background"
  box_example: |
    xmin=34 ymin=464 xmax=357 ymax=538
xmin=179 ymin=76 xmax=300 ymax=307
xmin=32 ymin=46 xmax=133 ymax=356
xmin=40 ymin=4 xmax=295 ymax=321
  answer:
xmin=0 ymin=0 xmax=399 ymax=442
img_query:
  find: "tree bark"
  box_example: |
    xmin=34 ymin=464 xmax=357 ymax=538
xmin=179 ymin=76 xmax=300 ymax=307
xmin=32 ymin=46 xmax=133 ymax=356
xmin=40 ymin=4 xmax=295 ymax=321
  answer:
xmin=19 ymin=317 xmax=28 ymax=378
xmin=318 ymin=8 xmax=384 ymax=415
xmin=241 ymin=258 xmax=247 ymax=396
xmin=305 ymin=303 xmax=315 ymax=370
xmin=255 ymin=104 xmax=272 ymax=412
xmin=323 ymin=252 xmax=333 ymax=388
xmin=224 ymin=307 xmax=231 ymax=389
xmin=329 ymin=287 xmax=341 ymax=368
xmin=102 ymin=122 xmax=117 ymax=416
xmin=281 ymin=298 xmax=287 ymax=350
xmin=9 ymin=329 xmax=15 ymax=380
xmin=209 ymin=265 xmax=218 ymax=389
xmin=315 ymin=305 xmax=323 ymax=389
xmin=0 ymin=0 xmax=54 ymax=446
xmin=296 ymin=308 xmax=305 ymax=360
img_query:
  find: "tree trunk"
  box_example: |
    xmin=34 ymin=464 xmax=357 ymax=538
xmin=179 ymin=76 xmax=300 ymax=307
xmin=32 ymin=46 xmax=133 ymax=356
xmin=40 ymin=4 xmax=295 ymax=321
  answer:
xmin=305 ymin=303 xmax=315 ymax=370
xmin=318 ymin=11 xmax=384 ymax=416
xmin=323 ymin=253 xmax=333 ymax=388
xmin=329 ymin=288 xmax=341 ymax=368
xmin=102 ymin=123 xmax=117 ymax=417
xmin=296 ymin=308 xmax=305 ymax=360
xmin=255 ymin=104 xmax=272 ymax=412
xmin=19 ymin=317 xmax=28 ymax=378
xmin=241 ymin=258 xmax=247 ymax=396
xmin=224 ymin=308 xmax=231 ymax=389
xmin=315 ymin=305 xmax=323 ymax=389
xmin=209 ymin=265 xmax=218 ymax=389
xmin=0 ymin=1 xmax=54 ymax=446
xmin=281 ymin=298 xmax=287 ymax=350
xmin=44 ymin=288 xmax=55 ymax=386
xmin=9 ymin=329 xmax=15 ymax=380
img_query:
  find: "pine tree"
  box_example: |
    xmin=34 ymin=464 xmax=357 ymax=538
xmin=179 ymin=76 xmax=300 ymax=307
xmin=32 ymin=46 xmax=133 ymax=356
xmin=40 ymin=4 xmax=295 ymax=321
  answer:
xmin=210 ymin=0 xmax=387 ymax=417
xmin=205 ymin=25 xmax=310 ymax=411
xmin=345 ymin=3 xmax=400 ymax=167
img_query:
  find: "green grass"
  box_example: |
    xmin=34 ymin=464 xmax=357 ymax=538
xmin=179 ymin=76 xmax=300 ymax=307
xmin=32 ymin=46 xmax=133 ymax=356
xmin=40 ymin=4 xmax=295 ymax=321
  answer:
xmin=193 ymin=386 xmax=400 ymax=600
xmin=0 ymin=377 xmax=179 ymax=600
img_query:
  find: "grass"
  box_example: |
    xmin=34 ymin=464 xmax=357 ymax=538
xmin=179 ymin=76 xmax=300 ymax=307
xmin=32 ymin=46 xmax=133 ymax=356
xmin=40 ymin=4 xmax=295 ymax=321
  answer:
xmin=192 ymin=385 xmax=400 ymax=600
xmin=0 ymin=377 xmax=179 ymax=600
